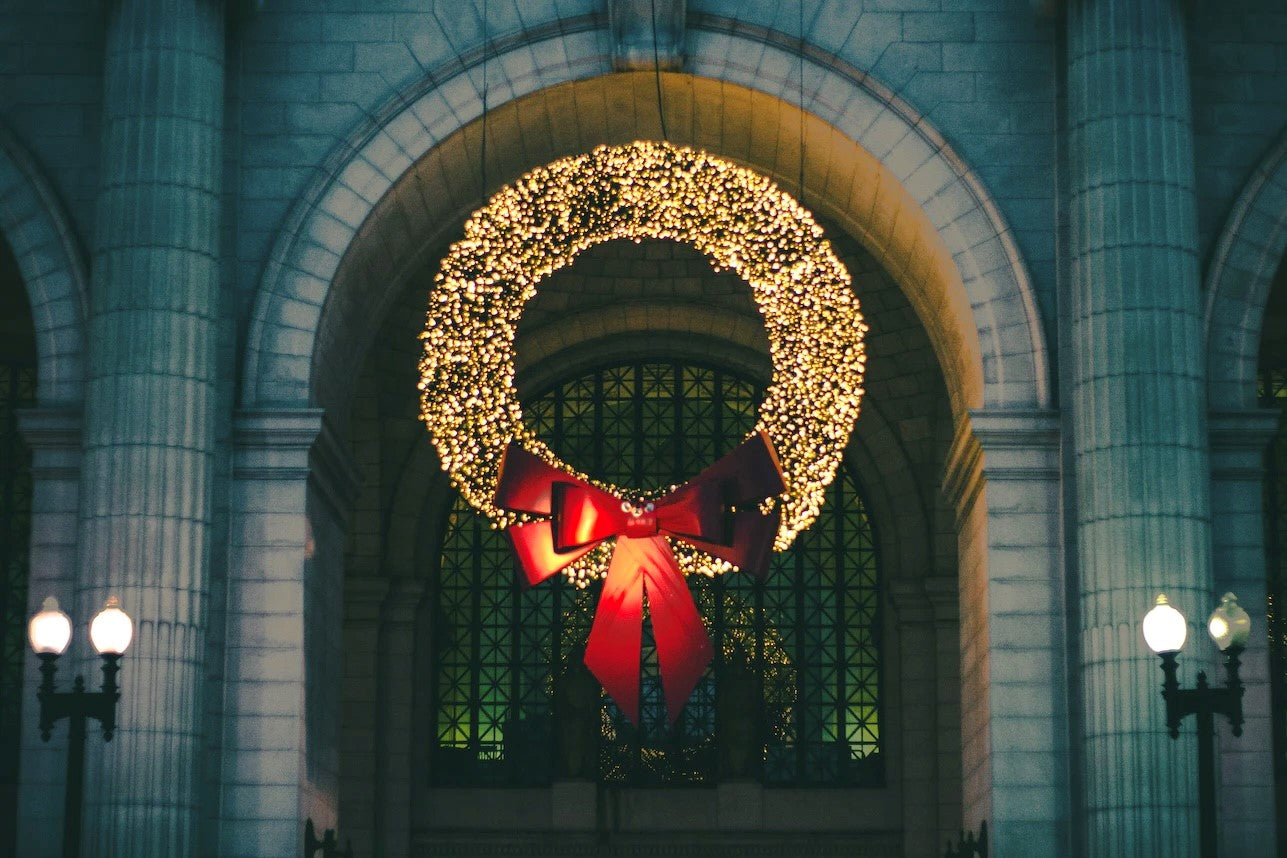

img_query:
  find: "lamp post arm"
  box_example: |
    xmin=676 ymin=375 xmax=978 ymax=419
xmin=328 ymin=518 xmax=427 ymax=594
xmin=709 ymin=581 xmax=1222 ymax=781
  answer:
xmin=88 ymin=654 xmax=122 ymax=740
xmin=1218 ymin=645 xmax=1245 ymax=736
xmin=37 ymin=653 xmax=64 ymax=740
xmin=1159 ymin=649 xmax=1246 ymax=735
xmin=35 ymin=654 xmax=124 ymax=742
xmin=1159 ymin=652 xmax=1186 ymax=737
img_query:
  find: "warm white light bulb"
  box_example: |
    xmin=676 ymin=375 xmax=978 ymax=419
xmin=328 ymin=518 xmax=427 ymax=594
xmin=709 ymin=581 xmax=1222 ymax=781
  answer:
xmin=1142 ymin=593 xmax=1188 ymax=654
xmin=1207 ymin=592 xmax=1250 ymax=652
xmin=90 ymin=596 xmax=133 ymax=655
xmin=29 ymin=596 xmax=72 ymax=655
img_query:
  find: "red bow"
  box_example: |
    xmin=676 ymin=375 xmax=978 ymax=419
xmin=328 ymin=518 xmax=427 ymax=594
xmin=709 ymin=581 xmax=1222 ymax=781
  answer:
xmin=494 ymin=431 xmax=786 ymax=725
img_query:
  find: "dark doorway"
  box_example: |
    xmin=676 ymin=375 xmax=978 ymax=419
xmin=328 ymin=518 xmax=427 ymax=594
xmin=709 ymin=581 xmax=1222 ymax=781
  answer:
xmin=0 ymin=235 xmax=35 ymax=854
xmin=1259 ymin=253 xmax=1287 ymax=857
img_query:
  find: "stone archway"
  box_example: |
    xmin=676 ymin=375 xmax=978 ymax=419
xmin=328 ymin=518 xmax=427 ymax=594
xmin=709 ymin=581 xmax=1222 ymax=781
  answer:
xmin=226 ymin=20 xmax=1061 ymax=857
xmin=1202 ymin=131 xmax=1287 ymax=856
xmin=0 ymin=125 xmax=88 ymax=407
xmin=1205 ymin=132 xmax=1287 ymax=410
xmin=345 ymin=239 xmax=955 ymax=855
xmin=241 ymin=28 xmax=1049 ymax=421
xmin=0 ymin=123 xmax=91 ymax=853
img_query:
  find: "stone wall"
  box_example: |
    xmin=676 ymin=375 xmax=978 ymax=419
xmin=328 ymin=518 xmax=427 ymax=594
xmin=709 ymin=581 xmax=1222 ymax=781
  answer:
xmin=0 ymin=1 xmax=1282 ymax=855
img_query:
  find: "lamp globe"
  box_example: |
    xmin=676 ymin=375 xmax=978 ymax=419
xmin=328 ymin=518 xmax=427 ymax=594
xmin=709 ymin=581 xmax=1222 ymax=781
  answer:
xmin=1142 ymin=593 xmax=1188 ymax=654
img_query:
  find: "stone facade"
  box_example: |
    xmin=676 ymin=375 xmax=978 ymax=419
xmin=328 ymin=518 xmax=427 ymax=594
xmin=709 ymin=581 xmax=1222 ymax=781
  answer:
xmin=1 ymin=1 xmax=1284 ymax=856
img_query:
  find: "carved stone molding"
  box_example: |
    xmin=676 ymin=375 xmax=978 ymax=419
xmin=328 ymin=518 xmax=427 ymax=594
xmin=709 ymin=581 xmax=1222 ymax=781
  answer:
xmin=1209 ymin=408 xmax=1281 ymax=482
xmin=609 ymin=0 xmax=685 ymax=71
xmin=942 ymin=408 xmax=1060 ymax=522
xmin=16 ymin=407 xmax=81 ymax=481
xmin=233 ymin=407 xmax=364 ymax=522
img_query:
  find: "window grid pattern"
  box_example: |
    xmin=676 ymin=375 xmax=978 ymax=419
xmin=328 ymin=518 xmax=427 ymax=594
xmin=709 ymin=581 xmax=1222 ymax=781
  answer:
xmin=431 ymin=362 xmax=881 ymax=786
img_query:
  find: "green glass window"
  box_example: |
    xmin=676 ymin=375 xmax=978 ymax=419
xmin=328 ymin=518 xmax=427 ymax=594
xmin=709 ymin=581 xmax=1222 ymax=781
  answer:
xmin=430 ymin=361 xmax=882 ymax=786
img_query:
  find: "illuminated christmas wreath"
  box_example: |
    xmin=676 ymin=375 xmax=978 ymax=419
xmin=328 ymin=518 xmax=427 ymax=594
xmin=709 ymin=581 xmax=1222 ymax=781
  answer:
xmin=419 ymin=139 xmax=866 ymax=580
xmin=419 ymin=140 xmax=866 ymax=724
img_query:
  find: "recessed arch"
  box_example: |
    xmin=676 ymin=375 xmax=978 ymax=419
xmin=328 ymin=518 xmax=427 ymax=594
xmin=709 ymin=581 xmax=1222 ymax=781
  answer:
xmin=243 ymin=22 xmax=1049 ymax=426
xmin=0 ymin=125 xmax=89 ymax=405
xmin=1205 ymin=131 xmax=1287 ymax=409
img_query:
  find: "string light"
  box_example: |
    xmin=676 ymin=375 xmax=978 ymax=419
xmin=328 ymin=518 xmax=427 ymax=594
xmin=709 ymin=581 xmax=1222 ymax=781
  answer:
xmin=418 ymin=140 xmax=867 ymax=583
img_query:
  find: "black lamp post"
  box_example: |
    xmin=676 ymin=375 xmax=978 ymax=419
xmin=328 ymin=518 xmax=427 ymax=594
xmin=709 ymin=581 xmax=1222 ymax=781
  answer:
xmin=27 ymin=595 xmax=134 ymax=858
xmin=304 ymin=818 xmax=354 ymax=858
xmin=1142 ymin=592 xmax=1250 ymax=858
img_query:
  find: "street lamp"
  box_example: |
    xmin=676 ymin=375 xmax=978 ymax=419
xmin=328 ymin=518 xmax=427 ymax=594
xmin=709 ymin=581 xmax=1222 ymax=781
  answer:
xmin=1142 ymin=592 xmax=1249 ymax=858
xmin=28 ymin=595 xmax=134 ymax=858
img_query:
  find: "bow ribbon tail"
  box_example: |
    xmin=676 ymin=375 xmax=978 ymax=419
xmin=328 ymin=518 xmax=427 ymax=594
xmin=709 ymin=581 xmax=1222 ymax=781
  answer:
xmin=584 ymin=536 xmax=714 ymax=726
xmin=584 ymin=537 xmax=647 ymax=724
xmin=638 ymin=537 xmax=714 ymax=726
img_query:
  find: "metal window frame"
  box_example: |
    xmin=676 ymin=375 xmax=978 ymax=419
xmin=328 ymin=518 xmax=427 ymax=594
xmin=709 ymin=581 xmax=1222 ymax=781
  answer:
xmin=428 ymin=359 xmax=883 ymax=787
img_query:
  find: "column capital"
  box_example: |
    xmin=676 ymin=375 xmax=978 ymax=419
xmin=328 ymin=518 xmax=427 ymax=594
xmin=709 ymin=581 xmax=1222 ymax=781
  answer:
xmin=233 ymin=407 xmax=325 ymax=480
xmin=17 ymin=407 xmax=82 ymax=480
xmin=234 ymin=407 xmax=363 ymax=519
xmin=1208 ymin=408 xmax=1280 ymax=481
xmin=943 ymin=408 xmax=1060 ymax=519
xmin=888 ymin=576 xmax=958 ymax=624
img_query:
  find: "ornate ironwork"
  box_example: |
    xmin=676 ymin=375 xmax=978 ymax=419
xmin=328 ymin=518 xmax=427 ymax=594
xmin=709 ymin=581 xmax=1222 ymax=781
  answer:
xmin=943 ymin=822 xmax=988 ymax=858
xmin=431 ymin=361 xmax=881 ymax=786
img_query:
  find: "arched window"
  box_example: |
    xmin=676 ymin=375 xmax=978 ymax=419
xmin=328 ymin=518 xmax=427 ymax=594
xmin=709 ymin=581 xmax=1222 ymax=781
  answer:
xmin=430 ymin=361 xmax=881 ymax=786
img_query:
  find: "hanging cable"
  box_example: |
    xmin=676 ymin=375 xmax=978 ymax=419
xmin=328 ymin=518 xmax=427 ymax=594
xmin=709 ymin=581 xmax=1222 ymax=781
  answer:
xmin=650 ymin=0 xmax=669 ymax=140
xmin=480 ymin=0 xmax=489 ymax=201
xmin=798 ymin=0 xmax=805 ymax=202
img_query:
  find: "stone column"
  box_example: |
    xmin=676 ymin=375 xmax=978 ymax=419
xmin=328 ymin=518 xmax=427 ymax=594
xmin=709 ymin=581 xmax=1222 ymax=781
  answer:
xmin=14 ymin=409 xmax=81 ymax=858
xmin=1066 ymin=1 xmax=1208 ymax=854
xmin=888 ymin=577 xmax=944 ymax=858
xmin=338 ymin=577 xmax=389 ymax=854
xmin=77 ymin=1 xmax=223 ymax=853
xmin=374 ymin=578 xmax=428 ymax=858
xmin=221 ymin=409 xmax=360 ymax=858
xmin=943 ymin=409 xmax=1068 ymax=857
xmin=1208 ymin=411 xmax=1278 ymax=857
xmin=925 ymin=576 xmax=962 ymax=853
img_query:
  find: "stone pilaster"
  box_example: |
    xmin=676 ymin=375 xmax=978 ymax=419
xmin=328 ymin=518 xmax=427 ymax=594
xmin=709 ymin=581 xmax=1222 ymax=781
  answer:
xmin=888 ymin=576 xmax=950 ymax=858
xmin=374 ymin=577 xmax=427 ymax=858
xmin=221 ymin=409 xmax=361 ymax=858
xmin=77 ymin=1 xmax=223 ymax=853
xmin=924 ymin=576 xmax=963 ymax=852
xmin=14 ymin=409 xmax=80 ymax=857
xmin=1066 ymin=1 xmax=1208 ymax=854
xmin=943 ymin=409 xmax=1068 ymax=857
xmin=338 ymin=576 xmax=389 ymax=855
xmin=1208 ymin=410 xmax=1278 ymax=857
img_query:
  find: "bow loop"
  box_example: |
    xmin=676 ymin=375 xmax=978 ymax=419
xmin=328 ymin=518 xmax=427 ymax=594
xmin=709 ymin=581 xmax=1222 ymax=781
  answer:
xmin=654 ymin=479 xmax=727 ymax=543
xmin=552 ymin=482 xmax=625 ymax=550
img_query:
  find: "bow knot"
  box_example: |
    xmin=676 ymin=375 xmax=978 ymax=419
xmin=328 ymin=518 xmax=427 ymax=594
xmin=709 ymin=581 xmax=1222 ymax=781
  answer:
xmin=494 ymin=431 xmax=786 ymax=725
xmin=622 ymin=508 xmax=658 ymax=538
